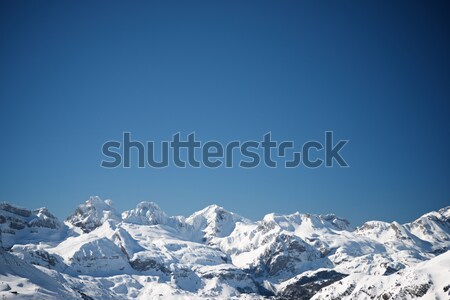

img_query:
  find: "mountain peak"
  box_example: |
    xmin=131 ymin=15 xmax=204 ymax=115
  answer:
xmin=186 ymin=204 xmax=248 ymax=241
xmin=66 ymin=196 xmax=120 ymax=233
xmin=438 ymin=206 xmax=450 ymax=219
xmin=194 ymin=204 xmax=228 ymax=216
xmin=204 ymin=204 xmax=223 ymax=210
xmin=121 ymin=201 xmax=168 ymax=225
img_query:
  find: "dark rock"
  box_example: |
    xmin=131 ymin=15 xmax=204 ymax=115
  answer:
xmin=129 ymin=258 xmax=171 ymax=274
xmin=278 ymin=270 xmax=347 ymax=300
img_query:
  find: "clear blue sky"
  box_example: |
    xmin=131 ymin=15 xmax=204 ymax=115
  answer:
xmin=1 ymin=1 xmax=449 ymax=225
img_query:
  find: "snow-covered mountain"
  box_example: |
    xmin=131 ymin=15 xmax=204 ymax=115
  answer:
xmin=0 ymin=198 xmax=449 ymax=299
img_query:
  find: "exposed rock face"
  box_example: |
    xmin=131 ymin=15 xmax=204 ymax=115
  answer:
xmin=0 ymin=202 xmax=64 ymax=249
xmin=0 ymin=203 xmax=61 ymax=230
xmin=121 ymin=201 xmax=168 ymax=225
xmin=29 ymin=207 xmax=61 ymax=229
xmin=65 ymin=196 xmax=120 ymax=233
xmin=279 ymin=270 xmax=347 ymax=300
xmin=129 ymin=257 xmax=171 ymax=274
xmin=258 ymin=233 xmax=322 ymax=277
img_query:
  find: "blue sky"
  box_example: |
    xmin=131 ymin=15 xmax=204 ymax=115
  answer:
xmin=1 ymin=1 xmax=449 ymax=225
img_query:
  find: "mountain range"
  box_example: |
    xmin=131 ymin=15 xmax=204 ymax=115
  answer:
xmin=0 ymin=196 xmax=449 ymax=299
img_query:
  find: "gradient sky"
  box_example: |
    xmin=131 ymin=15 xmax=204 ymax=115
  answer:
xmin=1 ymin=1 xmax=449 ymax=225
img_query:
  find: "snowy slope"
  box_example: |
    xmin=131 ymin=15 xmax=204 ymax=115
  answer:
xmin=0 ymin=249 xmax=80 ymax=299
xmin=312 ymin=250 xmax=450 ymax=300
xmin=1 ymin=197 xmax=449 ymax=299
